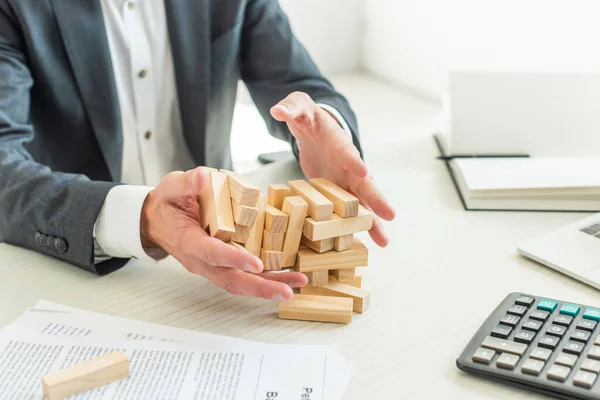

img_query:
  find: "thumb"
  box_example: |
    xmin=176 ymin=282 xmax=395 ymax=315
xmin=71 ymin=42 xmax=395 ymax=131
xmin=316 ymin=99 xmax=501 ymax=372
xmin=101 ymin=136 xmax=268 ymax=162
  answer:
xmin=166 ymin=167 xmax=210 ymax=200
xmin=270 ymin=91 xmax=316 ymax=122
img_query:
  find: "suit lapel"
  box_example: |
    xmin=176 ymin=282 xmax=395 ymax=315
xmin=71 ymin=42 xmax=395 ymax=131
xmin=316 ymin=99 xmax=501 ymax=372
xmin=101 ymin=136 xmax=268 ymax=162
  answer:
xmin=51 ymin=0 xmax=122 ymax=181
xmin=165 ymin=0 xmax=210 ymax=166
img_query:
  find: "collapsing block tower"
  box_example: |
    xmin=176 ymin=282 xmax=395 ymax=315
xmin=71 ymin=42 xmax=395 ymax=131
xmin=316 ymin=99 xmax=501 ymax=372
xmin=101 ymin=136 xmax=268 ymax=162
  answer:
xmin=199 ymin=171 xmax=373 ymax=324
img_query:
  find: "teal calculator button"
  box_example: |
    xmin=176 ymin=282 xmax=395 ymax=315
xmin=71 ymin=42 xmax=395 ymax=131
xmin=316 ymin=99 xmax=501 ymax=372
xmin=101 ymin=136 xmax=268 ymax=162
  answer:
xmin=560 ymin=303 xmax=580 ymax=316
xmin=537 ymin=299 xmax=558 ymax=312
xmin=583 ymin=307 xmax=600 ymax=321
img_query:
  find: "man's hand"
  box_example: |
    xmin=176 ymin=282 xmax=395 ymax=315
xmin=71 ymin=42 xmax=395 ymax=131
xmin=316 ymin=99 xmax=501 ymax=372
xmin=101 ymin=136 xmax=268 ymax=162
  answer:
xmin=270 ymin=92 xmax=396 ymax=247
xmin=140 ymin=167 xmax=307 ymax=301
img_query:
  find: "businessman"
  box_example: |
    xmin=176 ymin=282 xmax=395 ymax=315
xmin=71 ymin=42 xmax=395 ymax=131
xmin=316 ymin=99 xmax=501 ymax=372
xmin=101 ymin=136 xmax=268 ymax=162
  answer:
xmin=0 ymin=0 xmax=395 ymax=301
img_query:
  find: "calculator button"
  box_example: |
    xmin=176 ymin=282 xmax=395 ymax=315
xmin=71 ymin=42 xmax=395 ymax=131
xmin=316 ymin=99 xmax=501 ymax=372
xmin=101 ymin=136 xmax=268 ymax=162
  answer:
xmin=555 ymin=353 xmax=578 ymax=368
xmin=563 ymin=341 xmax=585 ymax=355
xmin=507 ymin=305 xmax=528 ymax=316
xmin=500 ymin=314 xmax=521 ymax=327
xmin=560 ymin=303 xmax=581 ymax=317
xmin=539 ymin=335 xmax=561 ymax=350
xmin=491 ymin=324 xmax=513 ymax=339
xmin=521 ymin=319 xmax=543 ymax=332
xmin=538 ymin=299 xmax=558 ymax=312
xmin=530 ymin=347 xmax=552 ymax=362
xmin=472 ymin=347 xmax=495 ymax=365
xmin=514 ymin=329 xmax=536 ymax=344
xmin=570 ymin=330 xmax=591 ymax=343
xmin=573 ymin=370 xmax=598 ymax=389
xmin=577 ymin=319 xmax=598 ymax=332
xmin=588 ymin=346 xmax=600 ymax=360
xmin=547 ymin=364 xmax=571 ymax=382
xmin=595 ymin=336 xmax=600 ymax=346
xmin=496 ymin=353 xmax=520 ymax=370
xmin=530 ymin=310 xmax=550 ymax=322
xmin=546 ymin=324 xmax=567 ymax=337
xmin=583 ymin=307 xmax=600 ymax=322
xmin=554 ymin=315 xmax=573 ymax=327
xmin=481 ymin=336 xmax=528 ymax=356
xmin=521 ymin=358 xmax=545 ymax=376
xmin=515 ymin=295 xmax=535 ymax=307
xmin=581 ymin=359 xmax=600 ymax=374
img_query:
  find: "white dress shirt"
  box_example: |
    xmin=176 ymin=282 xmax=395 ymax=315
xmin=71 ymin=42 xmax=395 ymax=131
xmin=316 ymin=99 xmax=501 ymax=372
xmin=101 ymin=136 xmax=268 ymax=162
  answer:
xmin=93 ymin=0 xmax=351 ymax=263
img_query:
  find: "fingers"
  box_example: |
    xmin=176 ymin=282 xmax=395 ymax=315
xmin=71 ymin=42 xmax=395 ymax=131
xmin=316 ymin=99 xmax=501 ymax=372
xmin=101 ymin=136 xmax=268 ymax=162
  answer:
xmin=336 ymin=142 xmax=368 ymax=179
xmin=368 ymin=215 xmax=389 ymax=247
xmin=270 ymin=92 xmax=316 ymax=122
xmin=207 ymin=267 xmax=295 ymax=301
xmin=350 ymin=176 xmax=396 ymax=221
xmin=259 ymin=271 xmax=308 ymax=288
xmin=162 ymin=167 xmax=210 ymax=200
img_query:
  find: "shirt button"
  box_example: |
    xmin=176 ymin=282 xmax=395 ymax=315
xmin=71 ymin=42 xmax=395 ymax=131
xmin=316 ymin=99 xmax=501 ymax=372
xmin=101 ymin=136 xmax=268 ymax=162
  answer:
xmin=138 ymin=69 xmax=147 ymax=78
xmin=144 ymin=131 xmax=152 ymax=139
xmin=127 ymin=2 xmax=135 ymax=10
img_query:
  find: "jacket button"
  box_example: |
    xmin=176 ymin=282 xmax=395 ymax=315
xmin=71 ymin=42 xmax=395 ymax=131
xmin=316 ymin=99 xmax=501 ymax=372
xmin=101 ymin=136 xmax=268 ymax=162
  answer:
xmin=35 ymin=232 xmax=47 ymax=247
xmin=53 ymin=238 xmax=68 ymax=254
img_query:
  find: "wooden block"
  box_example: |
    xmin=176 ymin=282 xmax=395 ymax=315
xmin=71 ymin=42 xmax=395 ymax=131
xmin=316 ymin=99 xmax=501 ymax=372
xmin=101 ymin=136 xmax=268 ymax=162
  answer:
xmin=221 ymin=169 xmax=260 ymax=206
xmin=300 ymin=275 xmax=370 ymax=313
xmin=267 ymin=184 xmax=291 ymax=210
xmin=199 ymin=167 xmax=219 ymax=229
xmin=42 ymin=351 xmax=129 ymax=400
xmin=206 ymin=171 xmax=235 ymax=242
xmin=261 ymin=249 xmax=283 ymax=271
xmin=331 ymin=267 xmax=356 ymax=282
xmin=245 ymin=195 xmax=266 ymax=257
xmin=334 ymin=234 xmax=354 ymax=251
xmin=303 ymin=206 xmax=373 ymax=241
xmin=309 ymin=177 xmax=359 ymax=218
xmin=281 ymin=196 xmax=309 ymax=266
xmin=289 ymin=179 xmax=333 ymax=221
xmin=229 ymin=241 xmax=247 ymax=251
xmin=233 ymin=223 xmax=252 ymax=243
xmin=265 ymin=204 xmax=289 ymax=233
xmin=296 ymin=239 xmax=368 ymax=272
xmin=343 ymin=269 xmax=363 ymax=288
xmin=305 ymin=270 xmax=330 ymax=287
xmin=278 ymin=294 xmax=353 ymax=324
xmin=231 ymin=199 xmax=259 ymax=227
xmin=301 ymin=236 xmax=334 ymax=253
xmin=263 ymin=230 xmax=284 ymax=251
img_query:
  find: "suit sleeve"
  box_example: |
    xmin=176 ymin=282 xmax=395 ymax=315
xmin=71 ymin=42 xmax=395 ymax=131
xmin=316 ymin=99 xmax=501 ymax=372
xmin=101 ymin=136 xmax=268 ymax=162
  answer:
xmin=0 ymin=4 xmax=127 ymax=274
xmin=239 ymin=0 xmax=362 ymax=156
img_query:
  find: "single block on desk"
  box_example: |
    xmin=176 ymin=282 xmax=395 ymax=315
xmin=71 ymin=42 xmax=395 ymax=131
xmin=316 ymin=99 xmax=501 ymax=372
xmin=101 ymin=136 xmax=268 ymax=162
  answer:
xmin=303 ymin=206 xmax=373 ymax=241
xmin=278 ymin=294 xmax=353 ymax=324
xmin=331 ymin=267 xmax=356 ymax=282
xmin=233 ymin=223 xmax=252 ymax=243
xmin=263 ymin=230 xmax=284 ymax=251
xmin=281 ymin=196 xmax=309 ymax=266
xmin=206 ymin=171 xmax=236 ymax=242
xmin=310 ymin=177 xmax=359 ymax=218
xmin=267 ymin=184 xmax=291 ymax=210
xmin=289 ymin=180 xmax=333 ymax=221
xmin=42 ymin=351 xmax=129 ymax=400
xmin=265 ymin=204 xmax=288 ymax=233
xmin=221 ymin=169 xmax=260 ymax=206
xmin=301 ymin=236 xmax=334 ymax=253
xmin=305 ymin=270 xmax=329 ymax=287
xmin=261 ymin=249 xmax=283 ymax=271
xmin=334 ymin=234 xmax=353 ymax=251
xmin=245 ymin=196 xmax=266 ymax=257
xmin=300 ymin=275 xmax=370 ymax=313
xmin=231 ymin=199 xmax=259 ymax=227
xmin=296 ymin=239 xmax=368 ymax=272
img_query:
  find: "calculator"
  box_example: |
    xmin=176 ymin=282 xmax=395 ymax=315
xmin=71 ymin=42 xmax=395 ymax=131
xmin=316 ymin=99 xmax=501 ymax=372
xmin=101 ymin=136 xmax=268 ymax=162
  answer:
xmin=457 ymin=293 xmax=600 ymax=399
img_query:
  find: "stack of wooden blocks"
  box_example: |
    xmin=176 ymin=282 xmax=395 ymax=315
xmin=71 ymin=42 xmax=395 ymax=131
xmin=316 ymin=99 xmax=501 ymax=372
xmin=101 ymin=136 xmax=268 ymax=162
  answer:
xmin=199 ymin=170 xmax=374 ymax=324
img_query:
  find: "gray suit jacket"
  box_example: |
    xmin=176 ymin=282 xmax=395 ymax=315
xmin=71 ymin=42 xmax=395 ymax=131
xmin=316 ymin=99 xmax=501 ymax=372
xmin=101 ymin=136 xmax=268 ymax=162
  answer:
xmin=0 ymin=0 xmax=360 ymax=275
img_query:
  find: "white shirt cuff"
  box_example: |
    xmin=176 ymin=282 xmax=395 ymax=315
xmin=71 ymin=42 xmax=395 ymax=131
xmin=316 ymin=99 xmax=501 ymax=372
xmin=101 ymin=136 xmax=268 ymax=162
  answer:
xmin=317 ymin=103 xmax=353 ymax=139
xmin=93 ymin=185 xmax=159 ymax=264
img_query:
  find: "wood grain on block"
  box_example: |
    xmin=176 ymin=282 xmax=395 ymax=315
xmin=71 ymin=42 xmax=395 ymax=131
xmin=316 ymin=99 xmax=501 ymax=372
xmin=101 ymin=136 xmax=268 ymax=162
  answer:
xmin=331 ymin=267 xmax=356 ymax=282
xmin=265 ymin=204 xmax=288 ymax=233
xmin=309 ymin=177 xmax=359 ymax=218
xmin=278 ymin=294 xmax=353 ymax=324
xmin=206 ymin=171 xmax=235 ymax=242
xmin=303 ymin=206 xmax=373 ymax=241
xmin=334 ymin=234 xmax=353 ymax=252
xmin=289 ymin=179 xmax=333 ymax=221
xmin=233 ymin=223 xmax=252 ymax=244
xmin=281 ymin=196 xmax=308 ymax=266
xmin=305 ymin=270 xmax=329 ymax=287
xmin=42 ymin=351 xmax=129 ymax=400
xmin=220 ymin=169 xmax=260 ymax=206
xmin=267 ymin=184 xmax=291 ymax=210
xmin=229 ymin=241 xmax=247 ymax=251
xmin=262 ymin=230 xmax=284 ymax=251
xmin=231 ymin=199 xmax=259 ymax=227
xmin=245 ymin=195 xmax=266 ymax=257
xmin=343 ymin=270 xmax=363 ymax=288
xmin=296 ymin=239 xmax=368 ymax=272
xmin=301 ymin=236 xmax=334 ymax=253
xmin=198 ymin=167 xmax=218 ymax=229
xmin=261 ymin=249 xmax=283 ymax=271
xmin=300 ymin=275 xmax=370 ymax=313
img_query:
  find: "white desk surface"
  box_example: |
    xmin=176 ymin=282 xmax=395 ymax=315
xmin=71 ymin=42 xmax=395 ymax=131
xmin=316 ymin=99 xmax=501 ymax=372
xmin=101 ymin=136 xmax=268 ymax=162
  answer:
xmin=0 ymin=74 xmax=597 ymax=399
